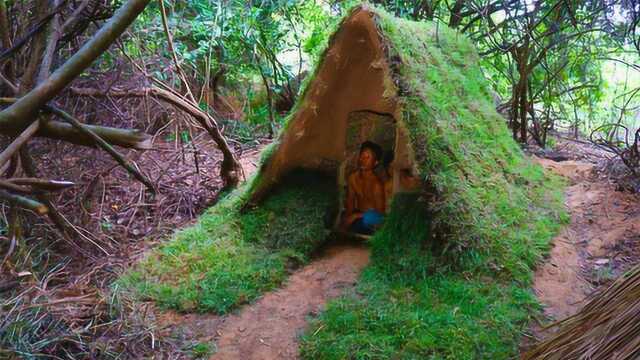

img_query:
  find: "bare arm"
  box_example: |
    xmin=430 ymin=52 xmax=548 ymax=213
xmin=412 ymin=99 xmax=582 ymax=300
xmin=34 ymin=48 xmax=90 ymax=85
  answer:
xmin=342 ymin=174 xmax=362 ymax=228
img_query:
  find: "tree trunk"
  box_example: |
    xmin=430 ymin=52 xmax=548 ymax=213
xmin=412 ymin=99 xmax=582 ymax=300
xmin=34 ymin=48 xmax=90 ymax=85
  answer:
xmin=511 ymin=83 xmax=520 ymax=140
xmin=519 ymin=77 xmax=528 ymax=144
xmin=258 ymin=68 xmax=275 ymax=138
xmin=510 ymin=42 xmax=531 ymax=144
xmin=0 ymin=0 xmax=15 ymax=89
xmin=448 ymin=0 xmax=465 ymax=28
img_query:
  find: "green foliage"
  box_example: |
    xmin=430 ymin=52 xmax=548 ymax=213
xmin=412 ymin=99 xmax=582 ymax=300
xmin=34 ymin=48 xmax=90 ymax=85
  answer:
xmin=119 ymin=171 xmax=336 ymax=314
xmin=128 ymin=0 xmax=330 ymax=92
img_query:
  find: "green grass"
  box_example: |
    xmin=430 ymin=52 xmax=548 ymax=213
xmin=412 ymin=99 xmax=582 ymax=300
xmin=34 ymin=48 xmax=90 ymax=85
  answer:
xmin=119 ymin=171 xmax=336 ymax=314
xmin=300 ymin=273 xmax=539 ymax=359
xmin=300 ymin=173 xmax=566 ymax=359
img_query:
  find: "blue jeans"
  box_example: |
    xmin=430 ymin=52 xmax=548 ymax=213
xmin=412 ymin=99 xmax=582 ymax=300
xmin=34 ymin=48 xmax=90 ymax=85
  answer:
xmin=349 ymin=209 xmax=384 ymax=235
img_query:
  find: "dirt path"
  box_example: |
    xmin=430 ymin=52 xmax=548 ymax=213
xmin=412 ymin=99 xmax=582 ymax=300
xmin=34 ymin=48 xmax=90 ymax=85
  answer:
xmin=531 ymin=156 xmax=640 ymax=334
xmin=209 ymin=243 xmax=369 ymax=359
xmin=156 ymin=243 xmax=369 ymax=359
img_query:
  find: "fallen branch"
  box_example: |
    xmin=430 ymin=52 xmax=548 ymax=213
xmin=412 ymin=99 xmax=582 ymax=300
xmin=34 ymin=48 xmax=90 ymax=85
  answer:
xmin=0 ymin=120 xmax=40 ymax=168
xmin=9 ymin=178 xmax=74 ymax=191
xmin=0 ymin=190 xmax=48 ymax=215
xmin=0 ymin=97 xmax=152 ymax=149
xmin=0 ymin=180 xmax=31 ymax=194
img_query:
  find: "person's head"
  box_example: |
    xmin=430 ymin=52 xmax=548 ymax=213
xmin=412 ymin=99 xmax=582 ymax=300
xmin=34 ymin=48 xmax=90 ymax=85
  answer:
xmin=358 ymin=141 xmax=382 ymax=170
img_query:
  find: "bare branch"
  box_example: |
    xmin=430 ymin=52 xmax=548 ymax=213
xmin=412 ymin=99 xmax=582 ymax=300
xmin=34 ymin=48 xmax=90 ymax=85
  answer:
xmin=9 ymin=178 xmax=74 ymax=191
xmin=0 ymin=121 xmax=40 ymax=169
xmin=47 ymin=105 xmax=156 ymax=193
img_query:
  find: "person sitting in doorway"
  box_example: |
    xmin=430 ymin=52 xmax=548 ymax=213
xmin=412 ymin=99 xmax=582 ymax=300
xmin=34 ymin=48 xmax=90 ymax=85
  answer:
xmin=341 ymin=141 xmax=386 ymax=235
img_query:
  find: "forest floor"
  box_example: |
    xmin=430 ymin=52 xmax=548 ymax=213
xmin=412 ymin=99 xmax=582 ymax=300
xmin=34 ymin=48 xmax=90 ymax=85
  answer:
xmin=525 ymin=137 xmax=640 ymax=348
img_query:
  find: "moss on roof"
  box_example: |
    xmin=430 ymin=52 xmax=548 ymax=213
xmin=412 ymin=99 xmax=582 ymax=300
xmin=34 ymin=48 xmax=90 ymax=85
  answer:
xmin=373 ymin=9 xmax=556 ymax=279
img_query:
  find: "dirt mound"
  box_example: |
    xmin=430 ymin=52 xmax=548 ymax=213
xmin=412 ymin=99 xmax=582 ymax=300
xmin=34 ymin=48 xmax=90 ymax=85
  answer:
xmin=533 ymin=156 xmax=595 ymax=184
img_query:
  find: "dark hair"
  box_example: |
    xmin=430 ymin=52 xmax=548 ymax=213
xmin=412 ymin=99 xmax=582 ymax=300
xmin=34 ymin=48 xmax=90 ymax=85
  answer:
xmin=360 ymin=141 xmax=383 ymax=161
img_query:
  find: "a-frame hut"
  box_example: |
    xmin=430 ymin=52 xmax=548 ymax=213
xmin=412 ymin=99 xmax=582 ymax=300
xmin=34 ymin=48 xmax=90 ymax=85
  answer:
xmin=244 ymin=4 xmax=559 ymax=274
xmin=127 ymin=4 xmax=563 ymax=315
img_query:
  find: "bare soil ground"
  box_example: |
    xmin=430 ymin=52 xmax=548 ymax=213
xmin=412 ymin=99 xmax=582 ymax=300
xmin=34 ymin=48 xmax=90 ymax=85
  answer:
xmin=211 ymin=243 xmax=368 ymax=360
xmin=527 ymin=138 xmax=640 ymax=345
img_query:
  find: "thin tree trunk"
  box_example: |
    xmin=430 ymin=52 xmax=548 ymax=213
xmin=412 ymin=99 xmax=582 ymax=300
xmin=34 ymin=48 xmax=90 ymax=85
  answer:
xmin=511 ymin=83 xmax=520 ymax=140
xmin=0 ymin=1 xmax=11 ymax=49
xmin=0 ymin=0 xmax=15 ymax=86
xmin=259 ymin=68 xmax=275 ymax=138
xmin=519 ymin=77 xmax=528 ymax=143
xmin=157 ymin=0 xmax=196 ymax=103
xmin=448 ymin=0 xmax=465 ymax=28
xmin=37 ymin=0 xmax=63 ymax=84
xmin=20 ymin=0 xmax=49 ymax=93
